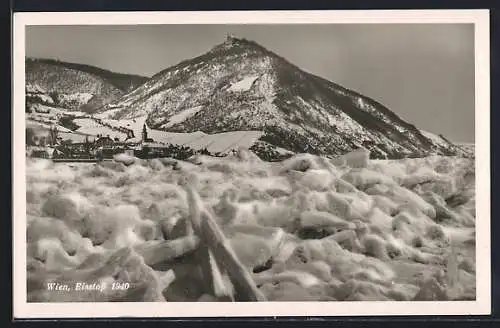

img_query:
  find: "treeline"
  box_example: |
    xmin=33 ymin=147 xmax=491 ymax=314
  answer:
xmin=90 ymin=117 xmax=135 ymax=139
xmin=59 ymin=116 xmax=80 ymax=131
xmin=249 ymin=142 xmax=293 ymax=162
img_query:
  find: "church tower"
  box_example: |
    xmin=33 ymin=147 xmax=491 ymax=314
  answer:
xmin=142 ymin=124 xmax=148 ymax=142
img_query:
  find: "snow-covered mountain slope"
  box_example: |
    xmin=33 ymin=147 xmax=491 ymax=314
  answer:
xmin=420 ymin=130 xmax=474 ymax=158
xmin=455 ymin=142 xmax=475 ymax=157
xmin=25 ymin=103 xmax=93 ymax=144
xmin=96 ymin=36 xmax=468 ymax=159
xmin=25 ymin=58 xmax=148 ymax=112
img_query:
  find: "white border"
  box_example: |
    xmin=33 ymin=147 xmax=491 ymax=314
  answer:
xmin=12 ymin=10 xmax=491 ymax=318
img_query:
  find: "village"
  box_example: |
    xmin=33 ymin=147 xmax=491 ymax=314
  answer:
xmin=26 ymin=123 xmax=213 ymax=161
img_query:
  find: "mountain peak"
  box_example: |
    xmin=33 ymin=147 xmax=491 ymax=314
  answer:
xmin=225 ymin=33 xmax=240 ymax=42
xmin=209 ymin=35 xmax=269 ymax=55
xmin=223 ymin=33 xmax=251 ymax=45
xmin=95 ymin=36 xmax=468 ymax=159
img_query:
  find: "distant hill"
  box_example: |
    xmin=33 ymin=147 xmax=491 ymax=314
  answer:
xmin=25 ymin=58 xmax=149 ymax=112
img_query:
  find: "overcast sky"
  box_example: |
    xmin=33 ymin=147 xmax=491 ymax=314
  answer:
xmin=26 ymin=24 xmax=475 ymax=143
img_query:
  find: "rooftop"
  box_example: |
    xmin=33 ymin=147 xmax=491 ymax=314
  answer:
xmin=142 ymin=142 xmax=170 ymax=148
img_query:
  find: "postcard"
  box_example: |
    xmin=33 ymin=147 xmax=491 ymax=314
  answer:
xmin=12 ymin=9 xmax=490 ymax=318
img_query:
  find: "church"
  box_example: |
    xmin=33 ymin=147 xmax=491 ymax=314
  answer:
xmin=134 ymin=124 xmax=170 ymax=158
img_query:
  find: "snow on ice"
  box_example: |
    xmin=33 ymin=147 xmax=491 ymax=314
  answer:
xmin=26 ymin=150 xmax=475 ymax=302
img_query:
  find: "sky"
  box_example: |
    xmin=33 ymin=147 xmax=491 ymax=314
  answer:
xmin=26 ymin=24 xmax=475 ymax=143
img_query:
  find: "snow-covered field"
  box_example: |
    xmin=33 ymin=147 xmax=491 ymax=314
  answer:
xmin=26 ymin=111 xmax=264 ymax=155
xmin=148 ymin=129 xmax=264 ymax=154
xmin=74 ymin=115 xmax=264 ymax=153
xmin=25 ymin=150 xmax=475 ymax=302
xmin=161 ymin=106 xmax=203 ymax=129
xmin=73 ymin=118 xmax=128 ymax=140
xmin=26 ymin=106 xmax=88 ymax=138
xmin=26 ymin=120 xmax=72 ymax=134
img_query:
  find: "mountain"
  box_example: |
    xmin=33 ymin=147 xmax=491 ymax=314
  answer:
xmin=95 ymin=36 xmax=468 ymax=159
xmin=25 ymin=58 xmax=149 ymax=112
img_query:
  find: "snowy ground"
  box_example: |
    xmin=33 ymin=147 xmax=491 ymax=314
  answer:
xmin=26 ymin=111 xmax=263 ymax=154
xmin=25 ymin=151 xmax=475 ymax=302
xmin=160 ymin=106 xmax=203 ymax=129
xmin=73 ymin=118 xmax=128 ymax=140
xmin=75 ymin=115 xmax=264 ymax=154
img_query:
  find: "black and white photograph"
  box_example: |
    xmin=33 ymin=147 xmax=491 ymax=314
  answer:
xmin=12 ymin=10 xmax=490 ymax=318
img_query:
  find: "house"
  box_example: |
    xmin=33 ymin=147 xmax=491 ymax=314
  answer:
xmin=96 ymin=147 xmax=115 ymax=160
xmin=92 ymin=135 xmax=136 ymax=160
xmin=51 ymin=148 xmax=65 ymax=159
xmin=28 ymin=146 xmax=52 ymax=159
xmin=131 ymin=124 xmax=169 ymax=158
xmin=135 ymin=142 xmax=171 ymax=159
xmin=95 ymin=135 xmax=115 ymax=148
